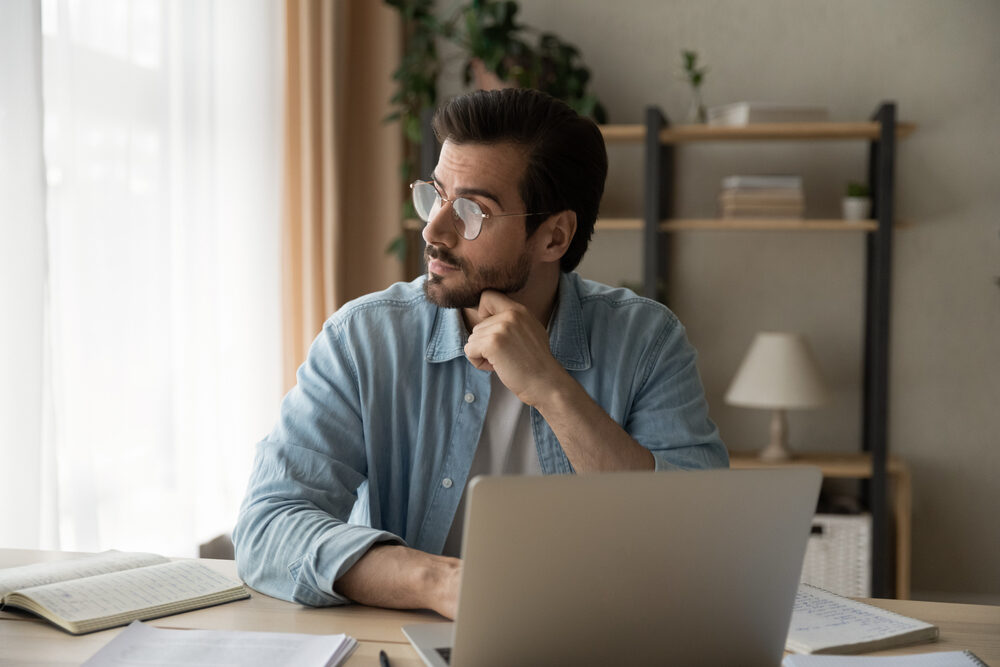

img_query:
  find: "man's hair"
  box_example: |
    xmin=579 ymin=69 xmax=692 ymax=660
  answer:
xmin=431 ymin=88 xmax=608 ymax=273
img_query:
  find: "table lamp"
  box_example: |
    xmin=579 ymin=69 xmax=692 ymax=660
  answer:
xmin=725 ymin=332 xmax=829 ymax=462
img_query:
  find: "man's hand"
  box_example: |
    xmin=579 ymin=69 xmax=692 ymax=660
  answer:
xmin=464 ymin=290 xmax=571 ymax=407
xmin=335 ymin=545 xmax=462 ymax=619
xmin=465 ymin=290 xmax=654 ymax=473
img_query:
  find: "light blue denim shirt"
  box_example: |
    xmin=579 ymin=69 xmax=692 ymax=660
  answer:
xmin=233 ymin=272 xmax=727 ymax=606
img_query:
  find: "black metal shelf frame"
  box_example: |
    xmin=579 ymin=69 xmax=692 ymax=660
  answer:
xmin=642 ymin=103 xmax=898 ymax=598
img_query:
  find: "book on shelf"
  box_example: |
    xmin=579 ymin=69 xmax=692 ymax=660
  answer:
xmin=708 ymin=102 xmax=829 ymax=126
xmin=0 ymin=550 xmax=250 ymax=635
xmin=719 ymin=189 xmax=804 ymax=205
xmin=786 ymin=584 xmax=939 ymax=655
xmin=720 ymin=174 xmax=805 ymax=218
xmin=722 ymin=174 xmax=804 ymax=191
xmin=720 ymin=206 xmax=803 ymax=219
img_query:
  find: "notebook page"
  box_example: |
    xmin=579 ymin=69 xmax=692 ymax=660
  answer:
xmin=789 ymin=584 xmax=935 ymax=649
xmin=783 ymin=650 xmax=987 ymax=666
xmin=0 ymin=551 xmax=168 ymax=598
xmin=13 ymin=560 xmax=243 ymax=623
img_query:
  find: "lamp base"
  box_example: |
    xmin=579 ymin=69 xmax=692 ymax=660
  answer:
xmin=758 ymin=439 xmax=792 ymax=462
xmin=758 ymin=409 xmax=793 ymax=462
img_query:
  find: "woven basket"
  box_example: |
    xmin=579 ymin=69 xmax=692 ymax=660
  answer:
xmin=800 ymin=513 xmax=872 ymax=597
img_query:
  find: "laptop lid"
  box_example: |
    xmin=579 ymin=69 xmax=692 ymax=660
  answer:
xmin=406 ymin=468 xmax=821 ymax=667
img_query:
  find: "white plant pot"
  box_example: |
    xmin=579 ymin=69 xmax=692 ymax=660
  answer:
xmin=842 ymin=196 xmax=872 ymax=221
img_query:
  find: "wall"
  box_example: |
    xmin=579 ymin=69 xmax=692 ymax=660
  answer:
xmin=514 ymin=0 xmax=1000 ymax=600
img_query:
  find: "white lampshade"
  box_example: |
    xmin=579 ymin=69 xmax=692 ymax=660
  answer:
xmin=725 ymin=332 xmax=828 ymax=409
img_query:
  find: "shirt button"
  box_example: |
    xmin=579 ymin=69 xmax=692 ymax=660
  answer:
xmin=442 ymin=478 xmax=454 ymax=489
xmin=464 ymin=392 xmax=475 ymax=403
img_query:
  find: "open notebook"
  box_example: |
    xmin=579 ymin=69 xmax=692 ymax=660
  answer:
xmin=0 ymin=551 xmax=249 ymax=634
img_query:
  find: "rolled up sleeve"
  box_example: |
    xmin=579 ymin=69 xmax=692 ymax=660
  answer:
xmin=626 ymin=316 xmax=729 ymax=471
xmin=233 ymin=321 xmax=403 ymax=606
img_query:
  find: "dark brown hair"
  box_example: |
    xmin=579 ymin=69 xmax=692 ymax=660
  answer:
xmin=432 ymin=88 xmax=608 ymax=272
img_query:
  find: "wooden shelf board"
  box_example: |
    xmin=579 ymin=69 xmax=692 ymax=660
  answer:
xmin=663 ymin=218 xmax=879 ymax=231
xmin=598 ymin=124 xmax=645 ymax=142
xmin=729 ymin=451 xmax=908 ymax=479
xmin=599 ymin=121 xmax=915 ymax=143
xmin=593 ymin=218 xmax=647 ymax=231
xmin=410 ymin=216 xmax=882 ymax=233
xmin=596 ymin=218 xmax=879 ymax=232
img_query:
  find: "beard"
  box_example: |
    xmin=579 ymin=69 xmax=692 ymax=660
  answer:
xmin=423 ymin=244 xmax=532 ymax=309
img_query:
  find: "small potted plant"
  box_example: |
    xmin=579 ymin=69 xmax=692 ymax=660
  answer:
xmin=680 ymin=49 xmax=708 ymax=124
xmin=842 ymin=182 xmax=872 ymax=221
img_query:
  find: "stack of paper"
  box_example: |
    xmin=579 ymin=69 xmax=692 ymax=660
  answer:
xmin=783 ymin=650 xmax=988 ymax=666
xmin=82 ymin=621 xmax=358 ymax=667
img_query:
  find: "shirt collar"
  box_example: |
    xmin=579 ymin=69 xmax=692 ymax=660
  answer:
xmin=424 ymin=272 xmax=592 ymax=371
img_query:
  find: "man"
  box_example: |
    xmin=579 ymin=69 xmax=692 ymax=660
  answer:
xmin=233 ymin=88 xmax=727 ymax=620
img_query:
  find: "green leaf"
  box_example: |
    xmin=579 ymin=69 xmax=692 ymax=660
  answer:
xmin=385 ymin=233 xmax=408 ymax=262
xmin=405 ymin=115 xmax=422 ymax=143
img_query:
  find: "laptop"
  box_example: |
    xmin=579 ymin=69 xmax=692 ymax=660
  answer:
xmin=403 ymin=468 xmax=821 ymax=667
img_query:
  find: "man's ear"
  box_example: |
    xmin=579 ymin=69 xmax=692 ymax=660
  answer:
xmin=534 ymin=210 xmax=577 ymax=263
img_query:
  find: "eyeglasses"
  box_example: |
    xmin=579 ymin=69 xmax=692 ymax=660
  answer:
xmin=410 ymin=180 xmax=548 ymax=241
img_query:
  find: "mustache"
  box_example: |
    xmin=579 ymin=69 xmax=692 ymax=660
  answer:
xmin=424 ymin=245 xmax=466 ymax=271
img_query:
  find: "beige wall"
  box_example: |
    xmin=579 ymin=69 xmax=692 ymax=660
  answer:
xmin=515 ymin=0 xmax=1000 ymax=599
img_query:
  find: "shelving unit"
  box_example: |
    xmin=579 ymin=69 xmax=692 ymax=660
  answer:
xmin=601 ymin=121 xmax=915 ymax=143
xmin=598 ymin=104 xmax=912 ymax=598
xmin=410 ymin=105 xmax=913 ymax=598
xmin=729 ymin=451 xmax=912 ymax=599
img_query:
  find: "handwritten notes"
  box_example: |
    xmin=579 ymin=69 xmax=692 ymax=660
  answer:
xmin=0 ymin=552 xmax=249 ymax=633
xmin=0 ymin=551 xmax=167 ymax=598
xmin=15 ymin=560 xmax=243 ymax=622
xmin=786 ymin=584 xmax=938 ymax=654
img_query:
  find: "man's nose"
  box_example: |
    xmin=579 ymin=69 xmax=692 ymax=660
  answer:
xmin=421 ymin=202 xmax=459 ymax=248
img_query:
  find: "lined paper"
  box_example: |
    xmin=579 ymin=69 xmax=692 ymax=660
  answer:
xmin=787 ymin=584 xmax=937 ymax=654
xmin=12 ymin=560 xmax=243 ymax=623
xmin=0 ymin=551 xmax=167 ymax=598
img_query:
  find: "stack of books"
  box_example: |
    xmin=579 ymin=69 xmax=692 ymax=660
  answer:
xmin=719 ymin=175 xmax=804 ymax=219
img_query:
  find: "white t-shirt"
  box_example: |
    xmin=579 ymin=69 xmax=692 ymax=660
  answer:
xmin=441 ymin=372 xmax=542 ymax=557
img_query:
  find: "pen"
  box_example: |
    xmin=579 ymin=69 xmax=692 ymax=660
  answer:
xmin=379 ymin=649 xmax=390 ymax=667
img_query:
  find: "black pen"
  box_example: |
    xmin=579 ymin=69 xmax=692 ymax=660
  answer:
xmin=379 ymin=649 xmax=391 ymax=667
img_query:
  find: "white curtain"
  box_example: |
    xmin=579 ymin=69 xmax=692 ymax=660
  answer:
xmin=0 ymin=0 xmax=54 ymax=549
xmin=0 ymin=0 xmax=284 ymax=557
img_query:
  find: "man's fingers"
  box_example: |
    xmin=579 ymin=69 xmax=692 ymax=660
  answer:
xmin=477 ymin=289 xmax=518 ymax=319
xmin=463 ymin=340 xmax=495 ymax=372
xmin=471 ymin=357 xmax=494 ymax=372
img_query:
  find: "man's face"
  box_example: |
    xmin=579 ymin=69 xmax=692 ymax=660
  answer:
xmin=422 ymin=140 xmax=535 ymax=309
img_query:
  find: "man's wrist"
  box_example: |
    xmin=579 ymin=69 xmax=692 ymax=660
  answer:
xmin=531 ymin=367 xmax=584 ymax=417
xmin=336 ymin=544 xmax=461 ymax=618
xmin=413 ymin=550 xmax=462 ymax=618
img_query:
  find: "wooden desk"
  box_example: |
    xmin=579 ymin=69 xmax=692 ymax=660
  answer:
xmin=0 ymin=549 xmax=432 ymax=666
xmin=3 ymin=550 xmax=997 ymax=666
xmin=731 ymin=451 xmax=912 ymax=599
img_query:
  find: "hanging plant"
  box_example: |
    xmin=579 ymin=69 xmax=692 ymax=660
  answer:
xmin=384 ymin=0 xmax=608 ymax=264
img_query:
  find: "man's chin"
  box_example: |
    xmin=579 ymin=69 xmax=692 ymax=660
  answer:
xmin=424 ymin=274 xmax=481 ymax=309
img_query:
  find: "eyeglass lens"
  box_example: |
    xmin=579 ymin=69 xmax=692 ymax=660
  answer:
xmin=412 ymin=182 xmax=484 ymax=240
